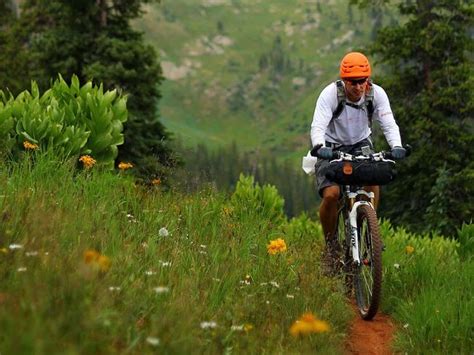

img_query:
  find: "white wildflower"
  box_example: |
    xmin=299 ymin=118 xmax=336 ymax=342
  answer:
xmin=403 ymin=323 xmax=409 ymax=329
xmin=231 ymin=325 xmax=244 ymax=331
xmin=126 ymin=214 xmax=137 ymax=223
xmin=270 ymin=281 xmax=280 ymax=288
xmin=200 ymin=244 xmax=207 ymax=249
xmin=17 ymin=267 xmax=27 ymax=272
xmin=154 ymin=286 xmax=170 ymax=294
xmin=212 ymin=278 xmax=221 ymax=282
xmin=159 ymin=260 xmax=171 ymax=267
xmin=109 ymin=286 xmax=121 ymax=292
xmin=286 ymin=294 xmax=295 ymax=299
xmin=394 ymin=263 xmax=400 ymax=269
xmin=146 ymin=337 xmax=160 ymax=346
xmin=26 ymin=251 xmax=39 ymax=257
xmin=9 ymin=244 xmax=23 ymax=250
xmin=145 ymin=270 xmax=157 ymax=276
xmin=200 ymin=321 xmax=217 ymax=329
xmin=158 ymin=227 xmax=169 ymax=237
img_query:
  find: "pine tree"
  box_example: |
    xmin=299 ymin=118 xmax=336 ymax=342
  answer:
xmin=0 ymin=0 xmax=30 ymax=94
xmin=353 ymin=0 xmax=473 ymax=235
xmin=7 ymin=0 xmax=177 ymax=181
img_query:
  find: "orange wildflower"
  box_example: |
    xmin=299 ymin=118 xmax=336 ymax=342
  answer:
xmin=79 ymin=155 xmax=96 ymax=169
xmin=267 ymin=238 xmax=287 ymax=255
xmin=83 ymin=249 xmax=100 ymax=263
xmin=83 ymin=249 xmax=111 ymax=273
xmin=290 ymin=312 xmax=330 ymax=337
xmin=97 ymin=255 xmax=111 ymax=272
xmin=151 ymin=178 xmax=161 ymax=185
xmin=23 ymin=141 xmax=39 ymax=150
xmin=118 ymin=162 xmax=134 ymax=170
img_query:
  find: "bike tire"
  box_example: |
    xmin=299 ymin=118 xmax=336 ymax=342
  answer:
xmin=336 ymin=207 xmax=352 ymax=292
xmin=353 ymin=204 xmax=382 ymax=320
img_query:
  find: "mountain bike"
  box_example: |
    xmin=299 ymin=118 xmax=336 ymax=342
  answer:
xmin=318 ymin=148 xmax=405 ymax=320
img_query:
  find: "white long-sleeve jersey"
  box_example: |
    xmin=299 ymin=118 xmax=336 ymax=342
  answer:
xmin=310 ymin=82 xmax=402 ymax=148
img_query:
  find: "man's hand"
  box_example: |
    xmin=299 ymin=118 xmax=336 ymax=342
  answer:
xmin=311 ymin=144 xmax=333 ymax=159
xmin=391 ymin=146 xmax=406 ymax=160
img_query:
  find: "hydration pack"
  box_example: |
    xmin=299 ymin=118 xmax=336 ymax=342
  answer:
xmin=332 ymin=80 xmax=375 ymax=127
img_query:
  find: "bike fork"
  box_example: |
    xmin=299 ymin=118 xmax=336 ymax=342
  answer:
xmin=348 ymin=200 xmax=373 ymax=267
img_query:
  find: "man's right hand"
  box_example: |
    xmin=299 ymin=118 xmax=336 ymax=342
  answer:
xmin=311 ymin=144 xmax=333 ymax=159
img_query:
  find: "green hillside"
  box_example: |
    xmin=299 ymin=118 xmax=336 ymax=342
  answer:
xmin=135 ymin=0 xmax=384 ymax=159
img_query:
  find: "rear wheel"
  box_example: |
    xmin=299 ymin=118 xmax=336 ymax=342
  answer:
xmin=354 ymin=204 xmax=382 ymax=320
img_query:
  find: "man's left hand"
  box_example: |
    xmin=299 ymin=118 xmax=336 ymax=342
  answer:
xmin=391 ymin=146 xmax=406 ymax=160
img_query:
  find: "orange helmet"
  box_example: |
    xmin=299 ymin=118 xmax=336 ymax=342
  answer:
xmin=339 ymin=52 xmax=371 ymax=78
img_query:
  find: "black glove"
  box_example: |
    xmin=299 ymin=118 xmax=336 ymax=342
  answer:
xmin=391 ymin=146 xmax=406 ymax=160
xmin=311 ymin=144 xmax=333 ymax=159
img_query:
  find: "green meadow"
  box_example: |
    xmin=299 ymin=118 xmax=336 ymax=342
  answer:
xmin=0 ymin=154 xmax=471 ymax=354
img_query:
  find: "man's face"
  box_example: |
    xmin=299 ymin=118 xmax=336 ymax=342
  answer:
xmin=343 ymin=77 xmax=368 ymax=101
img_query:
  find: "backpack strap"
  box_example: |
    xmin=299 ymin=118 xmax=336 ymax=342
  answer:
xmin=331 ymin=79 xmax=375 ymax=127
xmin=332 ymin=80 xmax=346 ymax=119
xmin=365 ymin=80 xmax=375 ymax=127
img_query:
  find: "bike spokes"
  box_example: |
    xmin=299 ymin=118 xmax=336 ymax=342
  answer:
xmin=354 ymin=205 xmax=382 ymax=320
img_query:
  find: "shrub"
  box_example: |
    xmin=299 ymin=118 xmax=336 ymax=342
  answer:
xmin=230 ymin=174 xmax=285 ymax=225
xmin=0 ymin=75 xmax=127 ymax=168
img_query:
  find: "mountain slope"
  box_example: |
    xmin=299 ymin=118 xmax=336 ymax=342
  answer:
xmin=135 ymin=0 xmax=383 ymax=159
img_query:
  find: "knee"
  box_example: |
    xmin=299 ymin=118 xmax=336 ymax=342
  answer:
xmin=322 ymin=186 xmax=340 ymax=205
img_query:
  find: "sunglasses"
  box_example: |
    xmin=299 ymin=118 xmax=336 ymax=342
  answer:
xmin=346 ymin=78 xmax=368 ymax=85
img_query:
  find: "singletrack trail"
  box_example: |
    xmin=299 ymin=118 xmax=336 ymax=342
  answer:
xmin=345 ymin=304 xmax=396 ymax=355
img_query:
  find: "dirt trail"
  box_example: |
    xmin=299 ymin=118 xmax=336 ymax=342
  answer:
xmin=345 ymin=305 xmax=396 ymax=355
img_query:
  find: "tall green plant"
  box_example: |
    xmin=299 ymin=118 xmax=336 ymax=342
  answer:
xmin=231 ymin=174 xmax=285 ymax=225
xmin=0 ymin=75 xmax=127 ymax=168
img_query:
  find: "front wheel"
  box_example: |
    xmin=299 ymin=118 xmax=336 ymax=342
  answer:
xmin=353 ymin=204 xmax=382 ymax=320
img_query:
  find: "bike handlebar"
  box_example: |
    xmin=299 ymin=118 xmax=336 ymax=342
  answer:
xmin=311 ymin=144 xmax=412 ymax=161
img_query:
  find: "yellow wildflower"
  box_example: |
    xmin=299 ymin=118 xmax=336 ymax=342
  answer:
xmin=406 ymin=245 xmax=415 ymax=254
xmin=290 ymin=312 xmax=330 ymax=337
xmin=23 ymin=141 xmax=39 ymax=150
xmin=151 ymin=178 xmax=161 ymax=186
xmin=267 ymin=238 xmax=287 ymax=255
xmin=118 ymin=162 xmax=134 ymax=170
xmin=222 ymin=206 xmax=233 ymax=216
xmin=84 ymin=249 xmax=100 ymax=263
xmin=83 ymin=249 xmax=111 ymax=273
xmin=243 ymin=323 xmax=254 ymax=332
xmin=97 ymin=255 xmax=111 ymax=272
xmin=79 ymin=155 xmax=96 ymax=169
xmin=0 ymin=247 xmax=8 ymax=254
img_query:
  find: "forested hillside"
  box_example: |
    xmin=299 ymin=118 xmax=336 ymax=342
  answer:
xmin=135 ymin=0 xmax=391 ymax=158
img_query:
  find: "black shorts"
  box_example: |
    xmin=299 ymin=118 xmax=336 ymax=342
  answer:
xmin=315 ymin=138 xmax=374 ymax=197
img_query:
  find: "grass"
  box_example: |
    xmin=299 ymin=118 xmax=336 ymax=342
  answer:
xmin=1 ymin=154 xmax=472 ymax=353
xmin=0 ymin=154 xmax=351 ymax=354
xmin=380 ymin=221 xmax=474 ymax=354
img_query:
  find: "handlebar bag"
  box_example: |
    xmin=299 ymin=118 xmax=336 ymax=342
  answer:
xmin=324 ymin=160 xmax=396 ymax=186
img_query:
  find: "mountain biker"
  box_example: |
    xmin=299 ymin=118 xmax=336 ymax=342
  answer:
xmin=309 ymin=52 xmax=406 ymax=271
